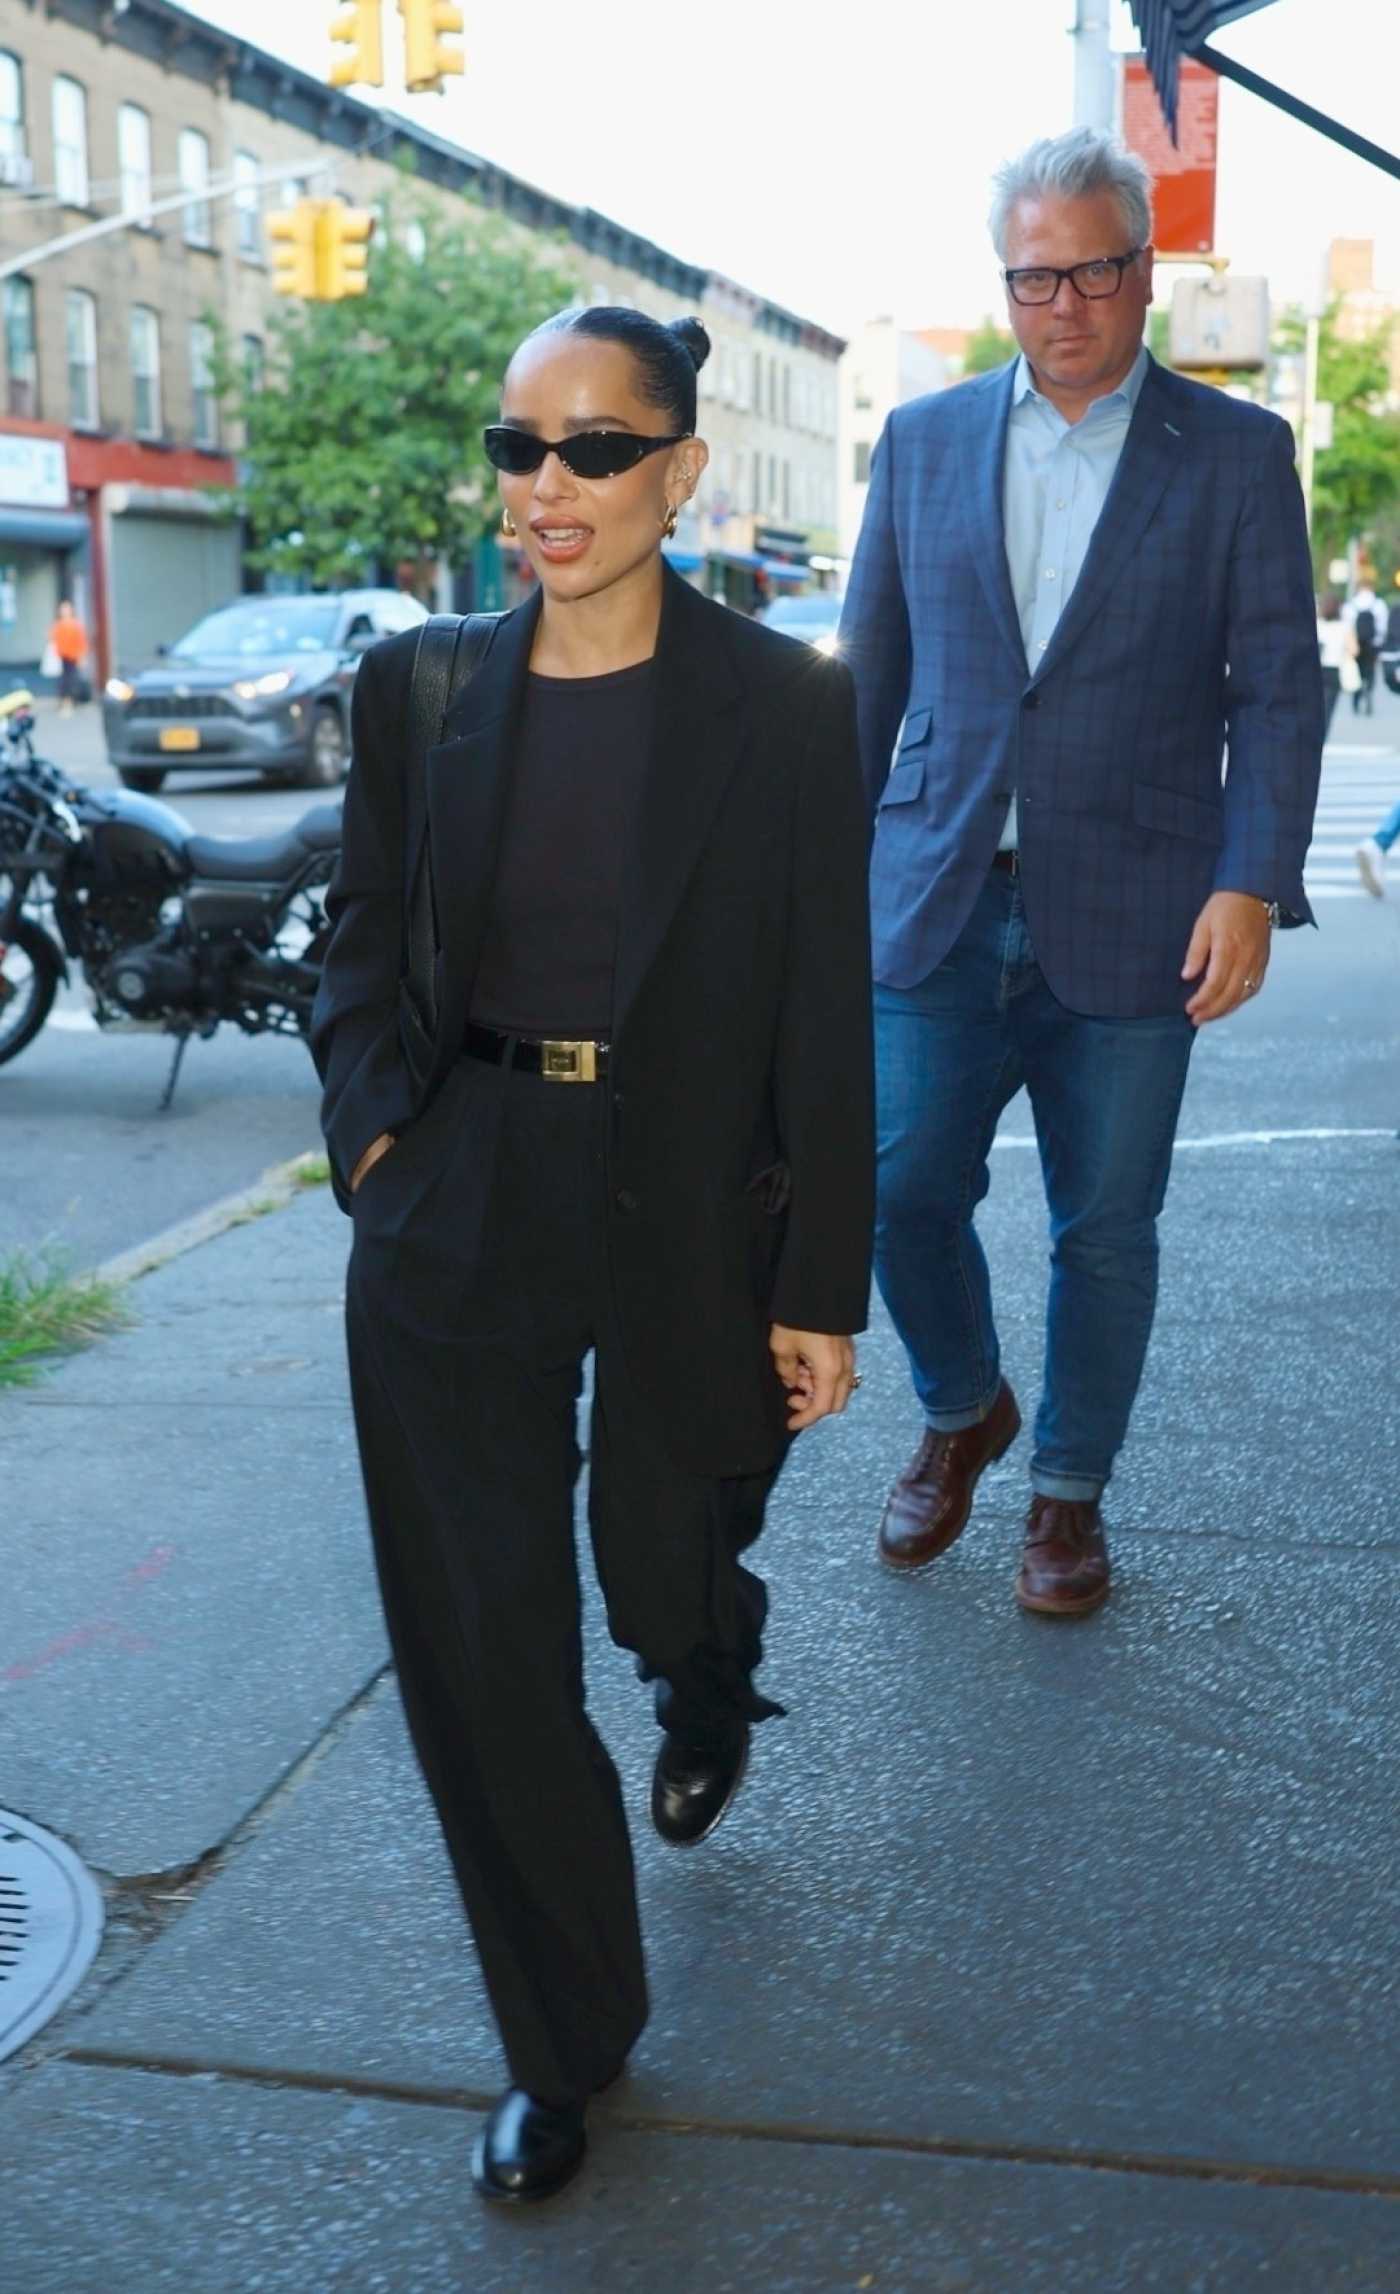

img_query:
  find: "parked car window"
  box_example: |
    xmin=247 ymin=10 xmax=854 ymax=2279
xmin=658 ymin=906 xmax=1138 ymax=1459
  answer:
xmin=343 ymin=612 xmax=374 ymax=640
xmin=170 ymin=598 xmax=341 ymax=657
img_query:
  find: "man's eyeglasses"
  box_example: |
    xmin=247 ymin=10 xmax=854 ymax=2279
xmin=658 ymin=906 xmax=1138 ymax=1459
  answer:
xmin=483 ymin=426 xmax=688 ymax=480
xmin=1003 ymin=250 xmax=1145 ymax=307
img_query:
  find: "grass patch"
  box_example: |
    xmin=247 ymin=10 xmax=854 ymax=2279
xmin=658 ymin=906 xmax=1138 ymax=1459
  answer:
xmin=0 ymin=1251 xmax=131 ymax=1389
xmin=291 ymin=1153 xmax=331 ymax=1189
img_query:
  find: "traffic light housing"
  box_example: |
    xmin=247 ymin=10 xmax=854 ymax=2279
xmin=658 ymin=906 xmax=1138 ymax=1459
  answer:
xmin=400 ymin=0 xmax=465 ymax=93
xmin=268 ymin=202 xmax=319 ymax=299
xmin=328 ymin=0 xmax=384 ymax=88
xmin=318 ymin=203 xmax=374 ymax=300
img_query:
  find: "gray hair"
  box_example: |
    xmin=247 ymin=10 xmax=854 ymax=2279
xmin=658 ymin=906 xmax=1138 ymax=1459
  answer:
xmin=989 ymin=128 xmax=1154 ymax=261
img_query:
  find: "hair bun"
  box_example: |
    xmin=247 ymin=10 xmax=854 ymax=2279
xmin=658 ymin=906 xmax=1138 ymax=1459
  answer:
xmin=668 ymin=316 xmax=711 ymax=375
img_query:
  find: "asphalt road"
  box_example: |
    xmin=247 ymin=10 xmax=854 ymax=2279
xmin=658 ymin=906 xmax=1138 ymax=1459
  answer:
xmin=3 ymin=686 xmax=1398 ymax=1274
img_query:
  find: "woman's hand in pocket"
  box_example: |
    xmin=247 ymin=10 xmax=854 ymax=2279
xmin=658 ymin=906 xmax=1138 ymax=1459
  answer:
xmin=350 ymin=1131 xmax=395 ymax=1194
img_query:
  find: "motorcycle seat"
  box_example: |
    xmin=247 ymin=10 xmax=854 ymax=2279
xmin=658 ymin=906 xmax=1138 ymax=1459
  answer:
xmin=184 ymin=804 xmax=341 ymax=883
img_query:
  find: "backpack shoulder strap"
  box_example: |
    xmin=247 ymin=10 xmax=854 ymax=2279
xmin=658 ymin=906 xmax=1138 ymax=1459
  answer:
xmin=404 ymin=610 xmax=502 ymax=1032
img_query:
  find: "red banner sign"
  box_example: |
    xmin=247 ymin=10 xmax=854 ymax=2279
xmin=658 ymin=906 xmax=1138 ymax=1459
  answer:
xmin=1122 ymin=55 xmax=1219 ymax=256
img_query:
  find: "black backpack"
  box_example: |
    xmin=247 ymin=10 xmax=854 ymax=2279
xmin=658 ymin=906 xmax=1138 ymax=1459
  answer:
xmin=1355 ymin=607 xmax=1376 ymax=648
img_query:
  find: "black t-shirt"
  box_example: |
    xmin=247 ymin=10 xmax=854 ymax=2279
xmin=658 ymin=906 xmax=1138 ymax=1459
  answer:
xmin=468 ymin=658 xmax=655 ymax=1039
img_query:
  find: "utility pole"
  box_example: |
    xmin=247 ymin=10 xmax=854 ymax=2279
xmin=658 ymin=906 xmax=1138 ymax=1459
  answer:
xmin=1072 ymin=0 xmax=1117 ymax=132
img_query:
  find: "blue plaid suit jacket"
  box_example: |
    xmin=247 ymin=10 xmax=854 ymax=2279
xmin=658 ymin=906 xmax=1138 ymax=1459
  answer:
xmin=838 ymin=354 xmax=1323 ymax=1017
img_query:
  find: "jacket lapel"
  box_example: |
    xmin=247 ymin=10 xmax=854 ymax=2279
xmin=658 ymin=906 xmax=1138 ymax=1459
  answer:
xmin=960 ymin=362 xmax=1027 ymax=677
xmin=612 ymin=568 xmax=746 ymax=1042
xmin=422 ymin=588 xmax=539 ymax=1052
xmin=1032 ymin=357 xmax=1184 ymax=684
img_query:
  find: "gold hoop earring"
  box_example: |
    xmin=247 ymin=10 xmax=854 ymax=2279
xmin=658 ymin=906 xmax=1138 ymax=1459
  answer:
xmin=501 ymin=508 xmax=516 ymax=538
xmin=661 ymin=503 xmax=678 ymax=540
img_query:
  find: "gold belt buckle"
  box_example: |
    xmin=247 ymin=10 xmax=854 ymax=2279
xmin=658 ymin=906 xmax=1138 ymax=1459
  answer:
xmin=539 ymin=1038 xmax=597 ymax=1083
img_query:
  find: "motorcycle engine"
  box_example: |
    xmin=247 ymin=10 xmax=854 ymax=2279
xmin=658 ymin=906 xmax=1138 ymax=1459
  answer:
xmin=93 ymin=931 xmax=200 ymax=1021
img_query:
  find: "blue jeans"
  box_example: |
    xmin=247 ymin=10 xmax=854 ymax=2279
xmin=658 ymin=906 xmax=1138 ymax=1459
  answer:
xmin=1374 ymin=798 xmax=1400 ymax=853
xmin=874 ymin=865 xmax=1194 ymax=1502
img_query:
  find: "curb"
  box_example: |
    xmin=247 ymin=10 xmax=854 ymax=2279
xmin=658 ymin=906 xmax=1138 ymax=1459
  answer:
xmin=94 ymin=1151 xmax=329 ymax=1290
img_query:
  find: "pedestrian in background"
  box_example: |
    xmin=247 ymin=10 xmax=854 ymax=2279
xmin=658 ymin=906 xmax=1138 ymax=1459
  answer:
xmin=313 ymin=307 xmax=873 ymax=2205
xmin=1317 ymin=591 xmax=1354 ymax=742
xmin=1345 ymin=580 xmax=1384 ymax=716
xmin=1355 ymin=798 xmax=1400 ymax=896
xmin=44 ymin=599 xmax=88 ymax=716
xmin=840 ymin=127 xmax=1322 ymax=1620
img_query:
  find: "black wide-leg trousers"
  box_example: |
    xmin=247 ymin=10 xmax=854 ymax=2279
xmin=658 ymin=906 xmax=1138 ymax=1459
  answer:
xmin=344 ymin=1054 xmax=784 ymax=2106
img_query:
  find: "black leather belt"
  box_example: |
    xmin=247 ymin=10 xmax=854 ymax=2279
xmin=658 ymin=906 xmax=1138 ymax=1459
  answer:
xmin=462 ymin=1020 xmax=611 ymax=1082
xmin=991 ymin=848 xmax=1019 ymax=873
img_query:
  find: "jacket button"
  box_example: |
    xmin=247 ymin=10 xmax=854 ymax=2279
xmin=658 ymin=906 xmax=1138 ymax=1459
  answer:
xmin=615 ymin=1188 xmax=639 ymax=1214
xmin=1022 ymin=692 xmax=1040 ymax=711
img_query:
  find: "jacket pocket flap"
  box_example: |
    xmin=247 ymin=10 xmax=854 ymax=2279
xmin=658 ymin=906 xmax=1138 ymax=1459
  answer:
xmin=879 ymin=756 xmax=926 ymax=807
xmin=1132 ymin=781 xmax=1223 ymax=844
xmin=897 ymin=706 xmax=932 ymax=749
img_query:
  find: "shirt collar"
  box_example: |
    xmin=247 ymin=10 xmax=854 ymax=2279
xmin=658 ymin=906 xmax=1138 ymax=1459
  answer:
xmin=1013 ymin=343 xmax=1149 ymax=417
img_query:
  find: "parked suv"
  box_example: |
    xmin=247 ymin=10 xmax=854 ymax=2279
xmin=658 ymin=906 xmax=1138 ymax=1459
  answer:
xmin=102 ymin=588 xmax=429 ymax=792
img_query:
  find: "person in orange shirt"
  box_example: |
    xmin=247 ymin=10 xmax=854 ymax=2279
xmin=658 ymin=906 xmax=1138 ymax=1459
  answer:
xmin=46 ymin=600 xmax=88 ymax=715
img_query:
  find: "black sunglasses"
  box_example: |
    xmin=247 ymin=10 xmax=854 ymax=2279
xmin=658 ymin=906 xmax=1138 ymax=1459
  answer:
xmin=483 ymin=425 xmax=689 ymax=480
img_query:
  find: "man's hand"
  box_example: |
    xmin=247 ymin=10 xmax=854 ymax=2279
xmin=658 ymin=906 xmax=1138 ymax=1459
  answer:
xmin=769 ymin=1326 xmax=858 ymax=1430
xmin=1181 ymin=892 xmax=1272 ymax=1027
xmin=350 ymin=1131 xmax=395 ymax=1194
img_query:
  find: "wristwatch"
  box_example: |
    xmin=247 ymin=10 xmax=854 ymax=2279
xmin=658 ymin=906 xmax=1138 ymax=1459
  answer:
xmin=1258 ymin=898 xmax=1281 ymax=928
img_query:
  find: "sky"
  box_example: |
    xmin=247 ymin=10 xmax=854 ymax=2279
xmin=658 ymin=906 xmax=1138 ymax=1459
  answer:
xmin=189 ymin=0 xmax=1397 ymax=339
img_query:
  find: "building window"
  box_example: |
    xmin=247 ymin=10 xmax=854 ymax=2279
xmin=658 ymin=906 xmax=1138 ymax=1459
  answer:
xmin=52 ymin=75 xmax=88 ymax=208
xmin=753 ymin=349 xmax=763 ymax=416
xmin=233 ymin=149 xmax=261 ymax=259
xmin=0 ymin=51 xmax=26 ymax=175
xmin=179 ymin=128 xmax=212 ymax=248
xmin=852 ymin=375 xmax=872 ymax=411
xmin=782 ymin=367 xmax=791 ymax=428
xmin=853 ymin=440 xmax=872 ymax=484
xmin=242 ymin=332 xmax=264 ymax=391
xmin=190 ymin=321 xmax=218 ymax=448
xmin=130 ymin=305 xmax=161 ymax=438
xmin=66 ymin=289 xmax=99 ymax=428
xmin=3 ymin=275 xmax=38 ymax=416
xmin=752 ymin=449 xmax=762 ymax=514
xmin=782 ymin=459 xmax=791 ymax=519
xmin=117 ymin=103 xmax=151 ymax=218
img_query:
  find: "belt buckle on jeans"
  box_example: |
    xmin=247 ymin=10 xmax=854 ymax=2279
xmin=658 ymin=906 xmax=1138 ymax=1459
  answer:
xmin=539 ymin=1038 xmax=597 ymax=1083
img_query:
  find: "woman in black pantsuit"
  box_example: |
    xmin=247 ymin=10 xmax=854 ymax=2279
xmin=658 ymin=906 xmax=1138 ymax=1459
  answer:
xmin=311 ymin=307 xmax=874 ymax=2205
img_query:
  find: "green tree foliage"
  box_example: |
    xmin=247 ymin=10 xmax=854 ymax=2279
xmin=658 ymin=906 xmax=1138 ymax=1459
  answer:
xmin=963 ymin=316 xmax=1017 ymax=375
xmin=1275 ymin=302 xmax=1400 ymax=572
xmin=217 ymin=187 xmax=580 ymax=588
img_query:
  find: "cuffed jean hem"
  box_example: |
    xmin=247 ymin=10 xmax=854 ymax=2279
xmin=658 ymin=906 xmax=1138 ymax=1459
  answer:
xmin=924 ymin=1386 xmax=1005 ymax=1435
xmin=1030 ymin=1467 xmax=1106 ymax=1503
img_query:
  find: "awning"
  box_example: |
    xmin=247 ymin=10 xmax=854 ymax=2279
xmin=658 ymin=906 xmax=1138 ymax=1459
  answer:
xmin=661 ymin=544 xmax=704 ymax=574
xmin=1129 ymin=0 xmax=1400 ymax=178
xmin=711 ymin=549 xmax=763 ymax=572
xmin=0 ymin=507 xmax=89 ymax=548
xmin=761 ymin=558 xmax=808 ymax=583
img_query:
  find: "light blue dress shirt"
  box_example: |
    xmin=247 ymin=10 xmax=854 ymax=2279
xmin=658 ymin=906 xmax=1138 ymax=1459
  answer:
xmin=998 ymin=344 xmax=1149 ymax=848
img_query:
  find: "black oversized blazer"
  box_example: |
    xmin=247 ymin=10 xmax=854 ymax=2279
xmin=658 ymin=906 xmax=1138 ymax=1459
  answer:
xmin=310 ymin=567 xmax=874 ymax=1476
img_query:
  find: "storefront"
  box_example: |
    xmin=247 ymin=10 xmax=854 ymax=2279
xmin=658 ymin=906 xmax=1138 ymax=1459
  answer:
xmin=0 ymin=434 xmax=91 ymax=684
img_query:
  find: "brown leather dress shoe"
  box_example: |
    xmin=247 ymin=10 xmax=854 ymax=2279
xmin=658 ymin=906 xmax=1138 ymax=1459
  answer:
xmin=877 ymin=1379 xmax=1021 ymax=1571
xmin=1015 ymin=1496 xmax=1111 ymax=1617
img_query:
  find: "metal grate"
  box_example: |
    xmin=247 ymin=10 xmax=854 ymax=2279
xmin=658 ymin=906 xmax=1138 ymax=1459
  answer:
xmin=0 ymin=1809 xmax=104 ymax=2062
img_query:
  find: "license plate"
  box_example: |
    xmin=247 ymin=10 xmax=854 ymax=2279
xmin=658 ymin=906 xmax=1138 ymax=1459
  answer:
xmin=158 ymin=727 xmax=201 ymax=752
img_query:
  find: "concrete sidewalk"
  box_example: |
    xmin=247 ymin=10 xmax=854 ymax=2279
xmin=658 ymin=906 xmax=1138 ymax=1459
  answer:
xmin=4 ymin=1031 xmax=1400 ymax=2288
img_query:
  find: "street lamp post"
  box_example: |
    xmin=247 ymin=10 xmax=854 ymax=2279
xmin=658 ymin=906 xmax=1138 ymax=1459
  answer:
xmin=1072 ymin=0 xmax=1117 ymax=132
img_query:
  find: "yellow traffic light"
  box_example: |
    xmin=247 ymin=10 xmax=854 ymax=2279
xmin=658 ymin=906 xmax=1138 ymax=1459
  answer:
xmin=329 ymin=0 xmax=384 ymax=88
xmin=268 ymin=202 xmax=320 ymax=298
xmin=400 ymin=0 xmax=465 ymax=93
xmin=318 ymin=203 xmax=375 ymax=300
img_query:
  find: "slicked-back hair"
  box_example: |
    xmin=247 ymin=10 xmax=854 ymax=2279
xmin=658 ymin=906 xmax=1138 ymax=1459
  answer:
xmin=513 ymin=306 xmax=711 ymax=436
xmin=989 ymin=128 xmax=1154 ymax=261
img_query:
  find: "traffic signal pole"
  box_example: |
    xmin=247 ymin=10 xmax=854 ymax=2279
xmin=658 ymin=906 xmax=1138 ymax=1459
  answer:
xmin=1072 ymin=0 xmax=1116 ymax=131
xmin=0 ymin=155 xmax=322 ymax=282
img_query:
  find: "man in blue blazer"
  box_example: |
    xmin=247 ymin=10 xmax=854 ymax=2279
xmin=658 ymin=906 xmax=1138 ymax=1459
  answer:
xmin=839 ymin=127 xmax=1322 ymax=1617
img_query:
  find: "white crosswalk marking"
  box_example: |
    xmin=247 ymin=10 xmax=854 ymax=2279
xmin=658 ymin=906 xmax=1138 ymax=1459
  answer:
xmin=1306 ymin=742 xmax=1399 ymax=900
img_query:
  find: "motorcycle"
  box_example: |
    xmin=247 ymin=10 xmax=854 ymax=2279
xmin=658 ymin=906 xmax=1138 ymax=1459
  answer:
xmin=0 ymin=689 xmax=339 ymax=1106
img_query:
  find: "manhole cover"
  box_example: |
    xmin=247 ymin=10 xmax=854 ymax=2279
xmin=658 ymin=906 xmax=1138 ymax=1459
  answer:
xmin=0 ymin=1809 xmax=104 ymax=2063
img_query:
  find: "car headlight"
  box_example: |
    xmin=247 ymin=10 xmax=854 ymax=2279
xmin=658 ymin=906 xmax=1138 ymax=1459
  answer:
xmin=105 ymin=677 xmax=135 ymax=703
xmin=813 ymin=633 xmax=840 ymax=657
xmin=233 ymin=670 xmax=296 ymax=701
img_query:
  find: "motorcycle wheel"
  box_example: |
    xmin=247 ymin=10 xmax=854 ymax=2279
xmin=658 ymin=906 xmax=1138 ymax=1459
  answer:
xmin=0 ymin=917 xmax=62 ymax=1067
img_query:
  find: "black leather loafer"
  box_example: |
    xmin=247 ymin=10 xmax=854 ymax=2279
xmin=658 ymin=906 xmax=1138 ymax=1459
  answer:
xmin=471 ymin=2086 xmax=588 ymax=2205
xmin=651 ymin=1727 xmax=750 ymax=1848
